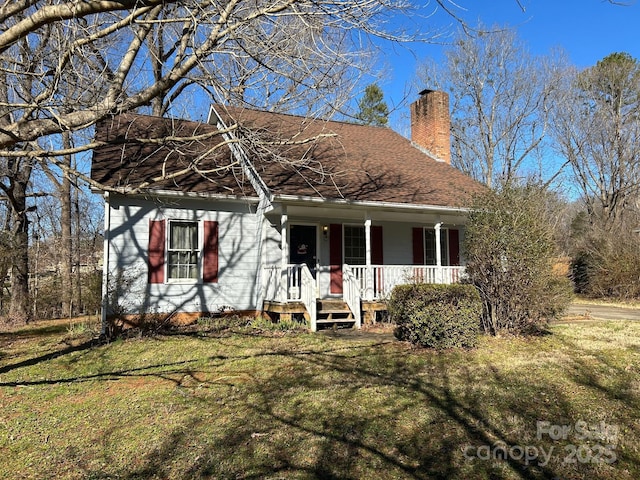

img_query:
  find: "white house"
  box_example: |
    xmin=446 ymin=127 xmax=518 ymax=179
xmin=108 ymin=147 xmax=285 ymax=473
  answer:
xmin=91 ymin=90 xmax=484 ymax=330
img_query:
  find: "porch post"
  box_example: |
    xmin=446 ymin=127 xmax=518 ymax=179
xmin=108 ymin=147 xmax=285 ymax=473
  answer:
xmin=435 ymin=222 xmax=442 ymax=283
xmin=100 ymin=192 xmax=111 ymax=335
xmin=280 ymin=206 xmax=288 ymax=301
xmin=364 ymin=214 xmax=372 ymax=301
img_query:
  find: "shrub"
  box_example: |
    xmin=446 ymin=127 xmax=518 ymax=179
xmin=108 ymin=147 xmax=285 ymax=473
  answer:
xmin=387 ymin=283 xmax=481 ymax=349
xmin=571 ymin=224 xmax=640 ymax=300
xmin=464 ymin=184 xmax=574 ymax=335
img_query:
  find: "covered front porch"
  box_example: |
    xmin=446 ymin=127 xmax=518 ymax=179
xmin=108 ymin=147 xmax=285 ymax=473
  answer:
xmin=260 ymin=200 xmax=469 ymax=331
xmin=262 ymin=263 xmax=466 ymax=330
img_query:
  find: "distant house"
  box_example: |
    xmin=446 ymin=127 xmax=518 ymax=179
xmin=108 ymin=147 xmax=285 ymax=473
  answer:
xmin=91 ymin=90 xmax=484 ymax=330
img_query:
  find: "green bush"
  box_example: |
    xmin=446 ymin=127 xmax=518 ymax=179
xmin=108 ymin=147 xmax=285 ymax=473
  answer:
xmin=464 ymin=184 xmax=574 ymax=335
xmin=387 ymin=283 xmax=481 ymax=349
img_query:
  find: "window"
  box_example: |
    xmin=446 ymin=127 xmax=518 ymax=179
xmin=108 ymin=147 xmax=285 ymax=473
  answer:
xmin=148 ymin=219 xmax=218 ymax=284
xmin=424 ymin=228 xmax=449 ymax=266
xmin=168 ymin=221 xmax=199 ymax=280
xmin=344 ymin=225 xmax=365 ymax=265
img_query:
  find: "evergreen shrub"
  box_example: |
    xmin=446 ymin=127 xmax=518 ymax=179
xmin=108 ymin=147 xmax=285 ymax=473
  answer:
xmin=387 ymin=283 xmax=481 ymax=349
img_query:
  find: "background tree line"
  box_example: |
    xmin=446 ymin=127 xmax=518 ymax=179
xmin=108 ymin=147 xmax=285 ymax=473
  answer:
xmin=421 ymin=26 xmax=640 ymax=316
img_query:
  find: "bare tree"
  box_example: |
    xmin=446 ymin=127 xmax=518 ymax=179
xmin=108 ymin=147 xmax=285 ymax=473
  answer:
xmin=0 ymin=28 xmax=45 ymax=324
xmin=0 ymin=1 xmax=582 ymax=325
xmin=551 ymin=52 xmax=640 ymax=230
xmin=419 ymin=26 xmax=563 ymax=188
xmin=0 ymin=0 xmax=425 ymax=159
xmin=0 ymin=0 xmax=414 ymax=324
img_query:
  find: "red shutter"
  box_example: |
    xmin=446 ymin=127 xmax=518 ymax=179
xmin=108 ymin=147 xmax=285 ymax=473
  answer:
xmin=371 ymin=225 xmax=383 ymax=264
xmin=329 ymin=223 xmax=343 ymax=294
xmin=148 ymin=219 xmax=165 ymax=284
xmin=203 ymin=221 xmax=219 ymax=283
xmin=371 ymin=225 xmax=384 ymax=297
xmin=448 ymin=228 xmax=460 ymax=266
xmin=412 ymin=227 xmax=424 ymax=265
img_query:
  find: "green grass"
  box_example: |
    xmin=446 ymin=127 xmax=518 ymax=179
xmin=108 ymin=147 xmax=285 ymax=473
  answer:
xmin=1 ymin=318 xmax=639 ymax=479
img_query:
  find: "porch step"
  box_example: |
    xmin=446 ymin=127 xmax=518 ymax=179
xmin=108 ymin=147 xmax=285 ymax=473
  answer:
xmin=317 ymin=300 xmax=352 ymax=312
xmin=316 ymin=300 xmax=355 ymax=329
xmin=316 ymin=320 xmax=355 ymax=326
xmin=316 ymin=312 xmax=354 ymax=320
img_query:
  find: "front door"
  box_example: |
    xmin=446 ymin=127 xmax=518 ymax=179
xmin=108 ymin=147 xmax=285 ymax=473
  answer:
xmin=289 ymin=225 xmax=318 ymax=278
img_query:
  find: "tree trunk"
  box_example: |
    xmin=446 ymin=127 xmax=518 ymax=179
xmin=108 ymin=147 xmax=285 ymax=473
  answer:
xmin=8 ymin=179 xmax=31 ymax=325
xmin=73 ymin=168 xmax=82 ymax=314
xmin=60 ymin=135 xmax=73 ymax=317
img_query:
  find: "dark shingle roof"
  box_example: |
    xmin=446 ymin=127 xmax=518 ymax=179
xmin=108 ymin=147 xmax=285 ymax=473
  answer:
xmin=90 ymin=106 xmax=484 ymax=208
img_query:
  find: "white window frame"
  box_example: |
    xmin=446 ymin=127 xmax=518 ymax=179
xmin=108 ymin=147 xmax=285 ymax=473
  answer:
xmin=343 ymin=224 xmax=366 ymax=266
xmin=166 ymin=220 xmax=201 ymax=283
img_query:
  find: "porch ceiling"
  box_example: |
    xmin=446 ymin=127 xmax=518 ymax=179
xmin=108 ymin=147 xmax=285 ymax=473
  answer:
xmin=267 ymin=199 xmax=469 ymax=226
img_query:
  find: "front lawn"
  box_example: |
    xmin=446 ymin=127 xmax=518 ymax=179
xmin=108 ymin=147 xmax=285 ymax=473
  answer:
xmin=0 ymin=318 xmax=639 ymax=479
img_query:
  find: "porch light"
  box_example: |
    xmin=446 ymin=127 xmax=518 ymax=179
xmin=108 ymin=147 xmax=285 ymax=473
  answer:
xmin=322 ymin=225 xmax=329 ymax=239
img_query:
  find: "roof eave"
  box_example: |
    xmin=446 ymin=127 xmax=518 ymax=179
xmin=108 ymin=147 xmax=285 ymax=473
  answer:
xmin=91 ymin=186 xmax=261 ymax=204
xmin=272 ymin=193 xmax=471 ymax=214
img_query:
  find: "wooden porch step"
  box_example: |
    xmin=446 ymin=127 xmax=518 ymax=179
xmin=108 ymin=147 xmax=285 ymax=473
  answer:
xmin=316 ymin=319 xmax=356 ymax=325
xmin=315 ymin=299 xmax=355 ymax=329
xmin=317 ymin=301 xmax=353 ymax=319
xmin=317 ymin=300 xmax=351 ymax=311
xmin=317 ymin=309 xmax=352 ymax=315
xmin=317 ymin=314 xmax=353 ymax=322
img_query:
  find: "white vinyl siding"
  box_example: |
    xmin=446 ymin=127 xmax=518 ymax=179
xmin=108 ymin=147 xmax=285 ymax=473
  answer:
xmin=105 ymin=194 xmax=261 ymax=315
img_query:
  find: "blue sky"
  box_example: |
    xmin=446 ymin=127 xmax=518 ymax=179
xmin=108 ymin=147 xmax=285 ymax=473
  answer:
xmin=381 ymin=0 xmax=640 ymax=132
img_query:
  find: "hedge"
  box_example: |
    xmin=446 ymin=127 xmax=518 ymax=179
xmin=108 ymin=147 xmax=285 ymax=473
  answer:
xmin=387 ymin=283 xmax=482 ymax=349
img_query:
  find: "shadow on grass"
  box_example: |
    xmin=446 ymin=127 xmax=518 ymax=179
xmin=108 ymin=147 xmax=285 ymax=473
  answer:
xmin=0 ymin=338 xmax=98 ymax=376
xmin=0 ymin=316 xmax=101 ymax=339
xmin=7 ymin=328 xmax=638 ymax=480
xmin=89 ymin=344 xmax=634 ymax=477
xmin=0 ymin=322 xmax=75 ymax=340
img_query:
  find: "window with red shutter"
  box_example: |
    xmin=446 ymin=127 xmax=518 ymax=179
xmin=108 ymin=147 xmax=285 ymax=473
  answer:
xmin=167 ymin=221 xmax=199 ymax=280
xmin=148 ymin=219 xmax=219 ymax=283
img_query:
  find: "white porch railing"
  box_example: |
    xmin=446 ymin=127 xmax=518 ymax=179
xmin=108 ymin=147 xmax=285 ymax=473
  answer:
xmin=263 ymin=264 xmax=317 ymax=329
xmin=263 ymin=264 xmax=466 ymax=327
xmin=263 ymin=264 xmax=313 ymax=302
xmin=299 ymin=265 xmax=317 ymax=331
xmin=350 ymin=265 xmax=466 ymax=300
xmin=342 ymin=265 xmax=361 ymax=328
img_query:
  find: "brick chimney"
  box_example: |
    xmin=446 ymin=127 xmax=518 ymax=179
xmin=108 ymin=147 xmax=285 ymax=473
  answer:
xmin=410 ymin=89 xmax=451 ymax=164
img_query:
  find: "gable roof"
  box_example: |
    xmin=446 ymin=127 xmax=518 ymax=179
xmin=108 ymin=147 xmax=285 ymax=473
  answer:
xmin=90 ymin=105 xmax=484 ymax=208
